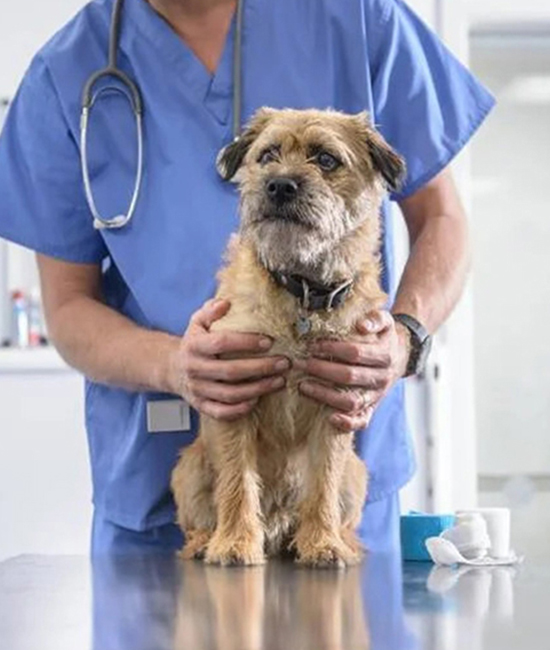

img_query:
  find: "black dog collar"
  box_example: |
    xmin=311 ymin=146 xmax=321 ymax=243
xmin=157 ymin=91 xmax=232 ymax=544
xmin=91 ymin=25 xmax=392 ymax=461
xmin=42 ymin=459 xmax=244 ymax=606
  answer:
xmin=270 ymin=270 xmax=354 ymax=311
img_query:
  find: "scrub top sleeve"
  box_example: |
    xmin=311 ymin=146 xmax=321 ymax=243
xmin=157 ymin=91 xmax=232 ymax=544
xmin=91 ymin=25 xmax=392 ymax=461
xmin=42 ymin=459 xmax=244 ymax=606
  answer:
xmin=0 ymin=56 xmax=107 ymax=263
xmin=365 ymin=0 xmax=496 ymax=201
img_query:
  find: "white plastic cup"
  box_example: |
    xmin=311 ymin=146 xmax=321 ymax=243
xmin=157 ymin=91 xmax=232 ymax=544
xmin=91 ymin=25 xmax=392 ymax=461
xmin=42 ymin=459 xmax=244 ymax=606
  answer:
xmin=456 ymin=508 xmax=511 ymax=559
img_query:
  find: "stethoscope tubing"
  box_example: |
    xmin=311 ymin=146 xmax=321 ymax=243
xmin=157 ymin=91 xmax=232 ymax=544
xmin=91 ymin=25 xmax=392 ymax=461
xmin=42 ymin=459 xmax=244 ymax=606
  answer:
xmin=79 ymin=0 xmax=243 ymax=231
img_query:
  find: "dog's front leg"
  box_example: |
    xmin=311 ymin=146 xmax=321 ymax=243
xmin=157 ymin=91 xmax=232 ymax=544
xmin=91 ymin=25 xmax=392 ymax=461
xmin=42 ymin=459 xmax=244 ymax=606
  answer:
xmin=204 ymin=416 xmax=265 ymax=566
xmin=293 ymin=420 xmax=359 ymax=569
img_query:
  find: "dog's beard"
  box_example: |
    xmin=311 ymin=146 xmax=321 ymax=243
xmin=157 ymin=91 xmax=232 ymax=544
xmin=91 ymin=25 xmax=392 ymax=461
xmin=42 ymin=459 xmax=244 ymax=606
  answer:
xmin=240 ymin=192 xmax=364 ymax=284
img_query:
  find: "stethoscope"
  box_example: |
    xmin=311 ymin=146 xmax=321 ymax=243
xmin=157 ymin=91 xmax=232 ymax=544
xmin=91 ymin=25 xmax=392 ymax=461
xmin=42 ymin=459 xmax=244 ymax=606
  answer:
xmin=80 ymin=0 xmax=244 ymax=230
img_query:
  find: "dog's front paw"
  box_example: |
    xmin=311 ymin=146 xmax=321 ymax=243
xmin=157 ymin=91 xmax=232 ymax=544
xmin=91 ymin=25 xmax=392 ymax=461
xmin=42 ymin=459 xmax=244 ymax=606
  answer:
xmin=295 ymin=545 xmax=352 ymax=569
xmin=205 ymin=532 xmax=266 ymax=567
xmin=294 ymin=530 xmax=360 ymax=569
xmin=179 ymin=529 xmax=213 ymax=560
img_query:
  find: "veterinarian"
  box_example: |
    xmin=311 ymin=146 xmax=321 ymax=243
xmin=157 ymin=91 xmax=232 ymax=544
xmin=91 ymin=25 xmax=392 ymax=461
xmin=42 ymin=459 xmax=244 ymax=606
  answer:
xmin=0 ymin=0 xmax=494 ymax=554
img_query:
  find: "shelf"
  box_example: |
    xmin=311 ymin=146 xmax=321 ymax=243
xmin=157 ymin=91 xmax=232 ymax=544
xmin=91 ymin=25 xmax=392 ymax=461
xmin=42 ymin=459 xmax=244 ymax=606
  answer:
xmin=0 ymin=347 xmax=73 ymax=374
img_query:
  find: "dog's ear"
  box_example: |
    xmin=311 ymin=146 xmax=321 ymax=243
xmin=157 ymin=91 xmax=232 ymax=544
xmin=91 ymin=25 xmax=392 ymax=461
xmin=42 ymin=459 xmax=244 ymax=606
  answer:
xmin=367 ymin=134 xmax=407 ymax=192
xmin=216 ymin=134 xmax=255 ymax=182
xmin=216 ymin=108 xmax=276 ymax=181
xmin=354 ymin=112 xmax=407 ymax=192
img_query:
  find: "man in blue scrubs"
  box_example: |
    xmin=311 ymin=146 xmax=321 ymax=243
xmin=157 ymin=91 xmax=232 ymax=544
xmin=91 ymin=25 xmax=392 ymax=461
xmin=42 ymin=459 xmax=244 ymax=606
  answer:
xmin=0 ymin=0 xmax=494 ymax=554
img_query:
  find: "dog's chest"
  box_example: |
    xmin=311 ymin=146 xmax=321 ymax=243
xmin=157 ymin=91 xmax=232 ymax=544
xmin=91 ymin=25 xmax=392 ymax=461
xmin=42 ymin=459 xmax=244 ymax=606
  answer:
xmin=214 ymin=297 xmax=354 ymax=447
xmin=255 ymin=305 xmax=356 ymax=360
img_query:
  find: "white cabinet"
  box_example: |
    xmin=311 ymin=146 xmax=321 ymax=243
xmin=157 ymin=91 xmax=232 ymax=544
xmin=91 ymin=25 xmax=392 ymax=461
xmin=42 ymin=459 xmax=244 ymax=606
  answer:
xmin=0 ymin=350 xmax=92 ymax=561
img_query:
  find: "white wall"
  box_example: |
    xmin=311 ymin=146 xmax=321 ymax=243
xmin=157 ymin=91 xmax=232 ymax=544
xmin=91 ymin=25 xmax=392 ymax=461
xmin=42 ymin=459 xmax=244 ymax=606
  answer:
xmin=0 ymin=1 xmax=89 ymax=294
xmin=470 ymin=34 xmax=550 ymax=476
xmin=465 ymin=0 xmax=550 ymax=24
xmin=0 ymin=0 xmax=87 ymax=97
xmin=464 ymin=0 xmax=550 ymax=481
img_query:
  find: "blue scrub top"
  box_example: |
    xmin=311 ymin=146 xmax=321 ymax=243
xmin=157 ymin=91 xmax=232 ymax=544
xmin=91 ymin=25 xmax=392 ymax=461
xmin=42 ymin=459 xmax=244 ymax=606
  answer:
xmin=0 ymin=0 xmax=495 ymax=532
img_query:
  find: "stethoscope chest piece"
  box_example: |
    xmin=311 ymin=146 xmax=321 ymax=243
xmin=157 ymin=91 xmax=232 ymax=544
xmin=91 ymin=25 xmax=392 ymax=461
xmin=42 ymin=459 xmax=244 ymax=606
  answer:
xmin=80 ymin=64 xmax=144 ymax=231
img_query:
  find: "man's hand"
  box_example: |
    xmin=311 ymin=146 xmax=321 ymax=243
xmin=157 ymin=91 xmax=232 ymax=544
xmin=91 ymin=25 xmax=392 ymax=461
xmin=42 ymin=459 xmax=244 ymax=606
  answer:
xmin=296 ymin=310 xmax=410 ymax=433
xmin=169 ymin=299 xmax=291 ymax=421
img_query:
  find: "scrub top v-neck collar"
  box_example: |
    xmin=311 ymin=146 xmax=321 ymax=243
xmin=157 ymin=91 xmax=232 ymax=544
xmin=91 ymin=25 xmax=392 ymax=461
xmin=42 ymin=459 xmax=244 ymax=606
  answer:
xmin=122 ymin=0 xmax=240 ymax=127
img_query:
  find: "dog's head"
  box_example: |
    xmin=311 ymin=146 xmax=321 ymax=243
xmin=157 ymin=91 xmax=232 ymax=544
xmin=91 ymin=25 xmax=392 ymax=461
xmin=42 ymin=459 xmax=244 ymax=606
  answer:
xmin=217 ymin=108 xmax=406 ymax=273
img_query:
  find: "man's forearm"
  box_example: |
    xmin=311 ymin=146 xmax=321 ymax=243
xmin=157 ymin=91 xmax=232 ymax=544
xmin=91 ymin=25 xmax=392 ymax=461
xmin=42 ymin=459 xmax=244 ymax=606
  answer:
xmin=48 ymin=294 xmax=180 ymax=394
xmin=392 ymin=212 xmax=470 ymax=333
xmin=37 ymin=249 xmax=291 ymax=421
xmin=392 ymin=170 xmax=470 ymax=334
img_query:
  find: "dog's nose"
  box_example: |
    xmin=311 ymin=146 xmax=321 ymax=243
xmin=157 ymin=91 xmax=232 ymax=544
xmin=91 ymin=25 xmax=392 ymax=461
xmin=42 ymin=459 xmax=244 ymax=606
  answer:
xmin=266 ymin=177 xmax=299 ymax=204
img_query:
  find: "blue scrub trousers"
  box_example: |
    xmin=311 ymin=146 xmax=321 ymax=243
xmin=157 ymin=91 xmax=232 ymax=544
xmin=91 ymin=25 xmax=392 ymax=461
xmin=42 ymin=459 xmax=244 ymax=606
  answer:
xmin=91 ymin=493 xmax=401 ymax=555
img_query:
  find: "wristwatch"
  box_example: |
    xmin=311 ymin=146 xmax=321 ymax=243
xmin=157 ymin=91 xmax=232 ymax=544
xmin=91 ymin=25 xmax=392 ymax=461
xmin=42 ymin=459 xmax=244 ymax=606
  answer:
xmin=392 ymin=313 xmax=433 ymax=377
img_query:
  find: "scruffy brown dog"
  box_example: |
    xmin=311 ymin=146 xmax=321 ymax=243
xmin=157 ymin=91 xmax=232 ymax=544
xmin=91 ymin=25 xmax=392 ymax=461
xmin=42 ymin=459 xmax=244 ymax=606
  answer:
xmin=171 ymin=108 xmax=405 ymax=568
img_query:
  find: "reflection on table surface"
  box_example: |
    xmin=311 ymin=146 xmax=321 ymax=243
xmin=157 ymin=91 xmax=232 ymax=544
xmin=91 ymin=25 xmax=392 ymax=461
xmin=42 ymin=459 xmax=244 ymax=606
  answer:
xmin=2 ymin=552 xmax=550 ymax=650
xmin=91 ymin=553 xmax=388 ymax=650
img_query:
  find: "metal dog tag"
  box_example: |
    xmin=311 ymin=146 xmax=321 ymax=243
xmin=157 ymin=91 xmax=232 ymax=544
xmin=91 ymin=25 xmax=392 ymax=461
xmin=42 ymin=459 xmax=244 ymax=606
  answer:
xmin=147 ymin=400 xmax=191 ymax=433
xmin=296 ymin=315 xmax=312 ymax=336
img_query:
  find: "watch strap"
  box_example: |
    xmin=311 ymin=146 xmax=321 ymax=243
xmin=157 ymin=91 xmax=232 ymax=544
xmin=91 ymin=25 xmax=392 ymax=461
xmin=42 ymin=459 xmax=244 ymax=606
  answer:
xmin=392 ymin=313 xmax=431 ymax=377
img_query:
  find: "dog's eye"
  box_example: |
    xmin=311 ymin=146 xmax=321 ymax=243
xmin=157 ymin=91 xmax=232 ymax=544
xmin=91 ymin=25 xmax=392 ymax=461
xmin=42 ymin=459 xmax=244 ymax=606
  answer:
xmin=258 ymin=147 xmax=279 ymax=166
xmin=316 ymin=151 xmax=341 ymax=172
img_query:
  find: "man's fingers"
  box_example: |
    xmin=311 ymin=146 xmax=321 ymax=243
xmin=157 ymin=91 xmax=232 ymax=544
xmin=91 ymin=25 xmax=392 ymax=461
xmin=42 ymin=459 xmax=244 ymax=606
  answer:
xmin=299 ymin=381 xmax=376 ymax=413
xmin=330 ymin=407 xmax=374 ymax=434
xmin=199 ymin=398 xmax=258 ymax=422
xmin=309 ymin=340 xmax=392 ymax=368
xmin=190 ymin=298 xmax=231 ymax=331
xmin=188 ymin=355 xmax=291 ymax=383
xmin=294 ymin=357 xmax=387 ymax=389
xmin=357 ymin=310 xmax=394 ymax=336
xmin=189 ymin=376 xmax=285 ymax=405
xmin=191 ymin=330 xmax=273 ymax=357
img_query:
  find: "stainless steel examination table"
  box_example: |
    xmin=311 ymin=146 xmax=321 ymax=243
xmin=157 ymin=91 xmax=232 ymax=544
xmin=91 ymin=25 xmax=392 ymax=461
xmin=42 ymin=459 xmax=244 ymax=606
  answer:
xmin=1 ymin=553 xmax=548 ymax=649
